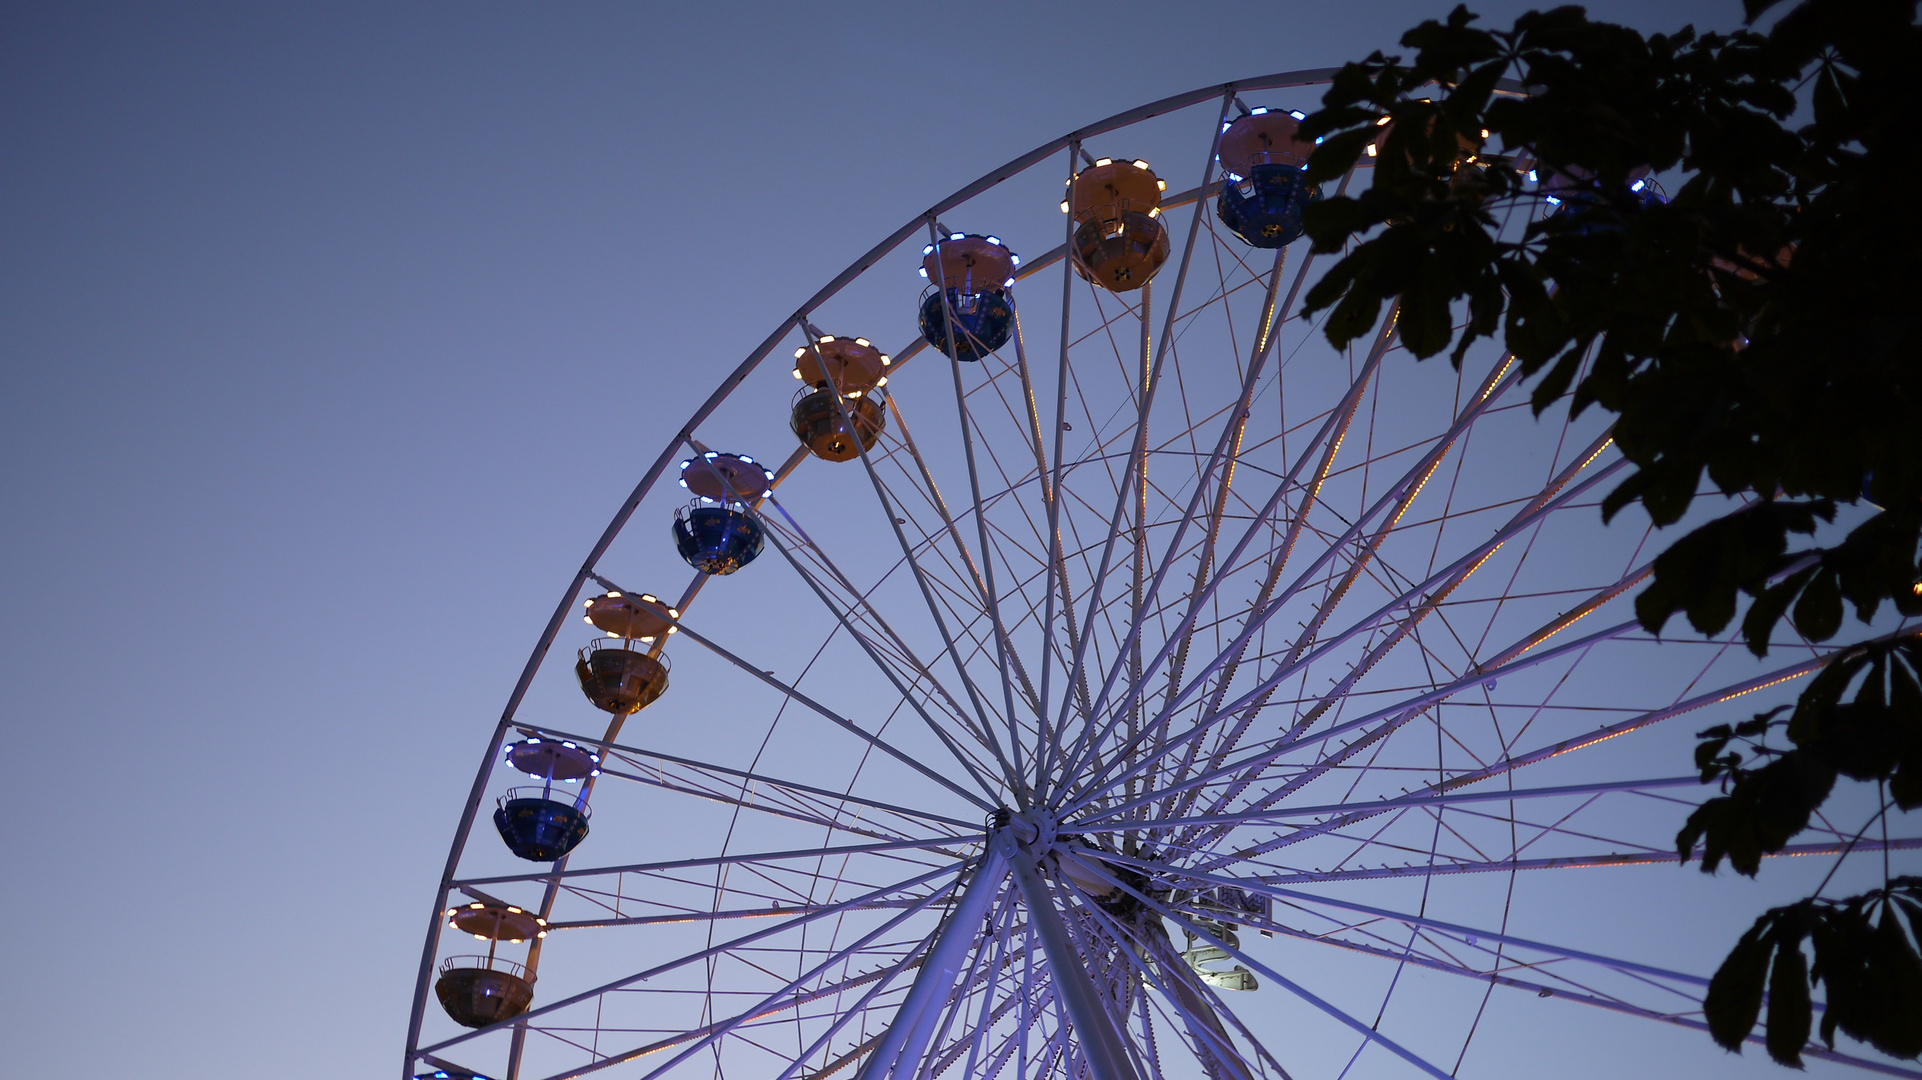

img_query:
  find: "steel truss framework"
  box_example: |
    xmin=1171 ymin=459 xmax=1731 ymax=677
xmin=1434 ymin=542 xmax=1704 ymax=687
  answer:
xmin=407 ymin=71 xmax=1921 ymax=1080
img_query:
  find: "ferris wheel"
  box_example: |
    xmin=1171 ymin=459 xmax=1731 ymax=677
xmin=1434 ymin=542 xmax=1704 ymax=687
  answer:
xmin=403 ymin=71 xmax=1921 ymax=1080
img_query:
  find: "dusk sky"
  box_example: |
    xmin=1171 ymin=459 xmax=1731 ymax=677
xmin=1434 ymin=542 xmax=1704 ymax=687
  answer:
xmin=5 ymin=3 xmax=1851 ymax=1079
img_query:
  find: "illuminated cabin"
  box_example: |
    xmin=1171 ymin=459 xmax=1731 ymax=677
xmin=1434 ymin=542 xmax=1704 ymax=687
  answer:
xmin=1064 ymin=158 xmax=1169 ymax=292
xmin=435 ymin=902 xmax=545 ymax=1028
xmin=672 ymin=453 xmax=772 ymax=573
xmin=1216 ymin=109 xmax=1318 ymax=249
xmin=789 ymin=336 xmax=889 ymax=461
xmin=1540 ymin=164 xmax=1665 ymax=235
xmin=576 ymin=638 xmax=668 ymax=714
xmin=493 ymin=736 xmax=598 ymax=862
xmin=576 ymin=592 xmax=674 ymax=712
xmin=918 ymin=234 xmax=1017 ymax=361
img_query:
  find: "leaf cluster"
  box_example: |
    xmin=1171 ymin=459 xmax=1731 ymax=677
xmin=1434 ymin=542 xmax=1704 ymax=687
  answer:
xmin=1297 ymin=0 xmax=1921 ymax=653
xmin=1706 ymin=879 xmax=1922 ymax=1064
xmin=1680 ymin=638 xmax=1922 ymax=877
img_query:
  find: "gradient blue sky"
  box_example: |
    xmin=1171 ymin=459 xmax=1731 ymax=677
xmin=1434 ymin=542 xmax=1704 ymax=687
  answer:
xmin=1 ymin=3 xmax=1778 ymax=1078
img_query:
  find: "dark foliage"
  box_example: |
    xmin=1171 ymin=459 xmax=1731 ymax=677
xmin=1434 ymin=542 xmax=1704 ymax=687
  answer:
xmin=1708 ymin=881 xmax=1922 ymax=1063
xmin=1295 ymin=0 xmax=1921 ymax=1063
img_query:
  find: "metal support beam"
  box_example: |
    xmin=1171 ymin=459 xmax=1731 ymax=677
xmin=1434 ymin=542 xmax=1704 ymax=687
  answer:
xmin=858 ymin=850 xmax=1011 ymax=1080
xmin=998 ymin=827 xmax=1144 ymax=1080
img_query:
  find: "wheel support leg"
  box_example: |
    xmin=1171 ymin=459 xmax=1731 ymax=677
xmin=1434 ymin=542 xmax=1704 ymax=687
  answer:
xmin=999 ymin=831 xmax=1144 ymax=1080
xmin=858 ymin=849 xmax=1011 ymax=1080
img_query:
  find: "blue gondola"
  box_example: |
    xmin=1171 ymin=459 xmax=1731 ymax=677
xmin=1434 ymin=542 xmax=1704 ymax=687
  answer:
xmin=672 ymin=503 xmax=764 ymax=574
xmin=1217 ymin=164 xmax=1317 ymax=249
xmin=494 ymin=787 xmax=591 ymax=861
xmin=918 ymin=234 xmax=1020 ymax=361
xmin=919 ymin=288 xmax=1015 ymax=361
xmin=672 ymin=453 xmax=773 ymax=574
xmin=1215 ymin=108 xmax=1318 ymax=249
xmin=1541 ymin=169 xmax=1666 ymax=236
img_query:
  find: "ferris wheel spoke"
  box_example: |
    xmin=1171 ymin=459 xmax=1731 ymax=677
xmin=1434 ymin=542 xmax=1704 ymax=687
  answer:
xmin=1145 ymin=934 xmax=1294 ymax=1080
xmin=929 ymin=243 xmax=1037 ymax=780
xmin=1050 ymin=308 xmax=1162 ymax=792
xmin=1239 ymin=835 xmax=1922 ymax=883
xmin=755 ymin=483 xmax=991 ymax=711
xmin=587 ymin=761 xmax=911 ymax=840
xmin=1170 ymin=435 xmax=1624 ymax=844
xmin=1144 ymin=864 xmax=1714 ymax=993
xmin=784 ymin=343 xmax=1028 ymax=801
xmin=543 ymin=897 xmax=933 ymax=932
xmin=1032 ymin=140 xmax=1087 ymax=807
xmin=755 ymin=511 xmax=1012 ymax=793
xmin=1058 ymin=882 xmax=1261 ymax=1080
xmin=1074 ymin=774 xmax=1697 ymax=833
xmin=643 ymin=773 xmax=923 ymax=849
xmin=1057 ymin=848 xmax=1452 ymax=1080
xmin=1004 ymin=300 xmax=1060 ymax=637
xmin=1265 ymin=349 xmax=1534 ymax=686
xmin=535 ymin=719 xmax=979 ymax=835
xmin=539 ymin=876 xmax=957 ymax=1080
xmin=454 ymin=836 xmax=973 ymax=892
xmin=416 ymin=859 xmax=965 ymax=1062
xmin=1068 ymin=454 xmax=1631 ymax=828
xmin=772 ymin=917 xmax=984 ymax=1080
xmin=1061 ymin=605 xmax=1636 ymax=833
xmin=1273 ymin=584 xmax=1643 ymax=765
xmin=1055 ymin=310 xmax=1399 ymax=812
xmin=1136 ymin=649 xmax=1876 ymax=869
xmin=879 ymin=395 xmax=1045 ymax=721
xmin=1159 ymin=245 xmax=1305 ymax=766
xmin=1097 ymin=326 xmax=1317 ymax=813
xmin=722 ymin=499 xmax=1007 ymax=764
xmin=1048 ymin=91 xmax=1234 ymax=802
xmin=1054 ymin=250 xmax=1297 ymax=799
xmin=632 ymin=617 xmax=998 ymax=814
xmin=1164 ymin=310 xmax=1398 ymax=712
xmin=1401 ymin=635 xmax=1894 ymax=790
xmin=1151 ymin=362 xmax=1481 ymax=783
xmin=1123 ymin=284 xmax=1154 ymax=855
xmin=1253 ymin=916 xmax=1922 ymax=1080
xmin=1145 ymin=339 xmax=1518 ymax=782
xmin=682 ymin=433 xmax=974 ymax=704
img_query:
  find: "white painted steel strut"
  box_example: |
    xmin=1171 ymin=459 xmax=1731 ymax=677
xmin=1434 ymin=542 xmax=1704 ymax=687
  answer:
xmin=998 ymin=816 xmax=1144 ymax=1080
xmin=856 ymin=848 xmax=1011 ymax=1080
